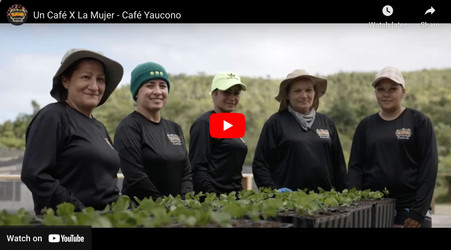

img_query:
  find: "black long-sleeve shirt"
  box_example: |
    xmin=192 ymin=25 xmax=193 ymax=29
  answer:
xmin=189 ymin=110 xmax=248 ymax=194
xmin=21 ymin=102 xmax=120 ymax=214
xmin=252 ymin=109 xmax=347 ymax=192
xmin=348 ymin=108 xmax=438 ymax=221
xmin=114 ymin=111 xmax=193 ymax=200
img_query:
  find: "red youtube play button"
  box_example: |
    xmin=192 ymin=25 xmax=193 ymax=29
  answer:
xmin=209 ymin=113 xmax=245 ymax=138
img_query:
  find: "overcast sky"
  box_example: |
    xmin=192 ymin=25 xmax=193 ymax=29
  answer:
xmin=1 ymin=23 xmax=450 ymax=123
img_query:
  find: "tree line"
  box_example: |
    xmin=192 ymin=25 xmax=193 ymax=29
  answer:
xmin=1 ymin=69 xmax=451 ymax=174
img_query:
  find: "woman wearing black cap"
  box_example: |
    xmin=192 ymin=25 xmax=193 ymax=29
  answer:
xmin=21 ymin=48 xmax=124 ymax=214
xmin=114 ymin=62 xmax=193 ymax=202
xmin=348 ymin=66 xmax=438 ymax=228
xmin=252 ymin=69 xmax=347 ymax=193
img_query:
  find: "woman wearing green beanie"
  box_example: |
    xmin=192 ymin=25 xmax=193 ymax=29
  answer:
xmin=114 ymin=62 xmax=193 ymax=201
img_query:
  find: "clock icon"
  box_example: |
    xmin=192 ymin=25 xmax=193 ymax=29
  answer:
xmin=382 ymin=5 xmax=393 ymax=16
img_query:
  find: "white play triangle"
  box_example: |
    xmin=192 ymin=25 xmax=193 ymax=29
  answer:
xmin=223 ymin=120 xmax=233 ymax=131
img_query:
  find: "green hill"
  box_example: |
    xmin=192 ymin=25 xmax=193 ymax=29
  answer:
xmin=2 ymin=69 xmax=451 ymax=174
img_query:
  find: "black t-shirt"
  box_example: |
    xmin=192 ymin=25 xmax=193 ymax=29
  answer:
xmin=21 ymin=102 xmax=120 ymax=214
xmin=189 ymin=110 xmax=248 ymax=194
xmin=348 ymin=108 xmax=438 ymax=218
xmin=252 ymin=109 xmax=347 ymax=192
xmin=114 ymin=111 xmax=193 ymax=200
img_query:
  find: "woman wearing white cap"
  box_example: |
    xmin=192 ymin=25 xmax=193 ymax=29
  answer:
xmin=348 ymin=66 xmax=438 ymax=228
xmin=21 ymin=48 xmax=124 ymax=214
xmin=189 ymin=71 xmax=248 ymax=195
xmin=252 ymin=69 xmax=347 ymax=193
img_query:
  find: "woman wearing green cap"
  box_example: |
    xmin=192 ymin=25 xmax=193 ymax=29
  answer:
xmin=21 ymin=48 xmax=124 ymax=214
xmin=114 ymin=62 xmax=193 ymax=201
xmin=189 ymin=71 xmax=248 ymax=195
xmin=348 ymin=66 xmax=438 ymax=228
xmin=252 ymin=69 xmax=347 ymax=193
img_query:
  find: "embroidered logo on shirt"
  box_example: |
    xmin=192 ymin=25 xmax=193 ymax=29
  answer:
xmin=395 ymin=128 xmax=411 ymax=140
xmin=104 ymin=138 xmax=115 ymax=150
xmin=316 ymin=129 xmax=330 ymax=139
xmin=167 ymin=134 xmax=182 ymax=145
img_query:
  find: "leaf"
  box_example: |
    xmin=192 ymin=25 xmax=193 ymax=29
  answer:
xmin=112 ymin=195 xmax=130 ymax=213
xmin=323 ymin=197 xmax=339 ymax=207
xmin=91 ymin=216 xmax=113 ymax=228
xmin=42 ymin=208 xmax=64 ymax=226
xmin=222 ymin=202 xmax=247 ymax=218
xmin=56 ymin=202 xmax=75 ymax=218
xmin=210 ymin=211 xmax=232 ymax=227
xmin=0 ymin=209 xmax=33 ymax=225
xmin=369 ymin=191 xmax=384 ymax=199
xmin=137 ymin=197 xmax=156 ymax=213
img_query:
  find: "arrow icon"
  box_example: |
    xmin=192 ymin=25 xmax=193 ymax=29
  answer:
xmin=223 ymin=120 xmax=233 ymax=131
xmin=425 ymin=6 xmax=435 ymax=15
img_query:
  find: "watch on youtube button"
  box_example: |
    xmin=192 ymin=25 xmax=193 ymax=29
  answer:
xmin=209 ymin=113 xmax=245 ymax=138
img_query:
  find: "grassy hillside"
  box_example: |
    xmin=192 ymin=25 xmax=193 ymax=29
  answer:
xmin=2 ymin=69 xmax=451 ymax=171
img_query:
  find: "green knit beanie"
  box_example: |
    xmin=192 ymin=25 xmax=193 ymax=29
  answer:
xmin=130 ymin=62 xmax=170 ymax=101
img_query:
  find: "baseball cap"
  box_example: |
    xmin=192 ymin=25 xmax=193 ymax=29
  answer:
xmin=210 ymin=71 xmax=247 ymax=95
xmin=372 ymin=66 xmax=405 ymax=88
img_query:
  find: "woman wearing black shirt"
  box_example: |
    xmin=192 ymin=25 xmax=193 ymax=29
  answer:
xmin=348 ymin=66 xmax=438 ymax=228
xmin=114 ymin=62 xmax=193 ymax=201
xmin=189 ymin=71 xmax=248 ymax=195
xmin=252 ymin=69 xmax=347 ymax=193
xmin=21 ymin=48 xmax=124 ymax=214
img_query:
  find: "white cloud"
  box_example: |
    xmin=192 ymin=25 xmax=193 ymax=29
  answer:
xmin=1 ymin=23 xmax=451 ymax=123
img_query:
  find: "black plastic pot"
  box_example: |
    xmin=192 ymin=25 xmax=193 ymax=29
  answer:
xmin=274 ymin=209 xmax=352 ymax=228
xmin=230 ymin=219 xmax=293 ymax=228
xmin=165 ymin=219 xmax=293 ymax=228
xmin=371 ymin=198 xmax=396 ymax=228
xmin=341 ymin=202 xmax=373 ymax=228
xmin=343 ymin=198 xmax=396 ymax=228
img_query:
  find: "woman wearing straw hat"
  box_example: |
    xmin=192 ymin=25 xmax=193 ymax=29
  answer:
xmin=189 ymin=71 xmax=248 ymax=195
xmin=347 ymin=66 xmax=438 ymax=228
xmin=114 ymin=62 xmax=193 ymax=201
xmin=21 ymin=48 xmax=124 ymax=214
xmin=252 ymin=69 xmax=347 ymax=193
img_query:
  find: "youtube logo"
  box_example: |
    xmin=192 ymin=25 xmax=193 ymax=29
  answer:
xmin=209 ymin=113 xmax=245 ymax=138
xmin=48 ymin=234 xmax=60 ymax=243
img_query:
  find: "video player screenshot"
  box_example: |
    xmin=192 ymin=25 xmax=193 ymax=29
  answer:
xmin=1 ymin=0 xmax=450 ymax=249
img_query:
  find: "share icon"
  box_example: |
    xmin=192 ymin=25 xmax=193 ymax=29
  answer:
xmin=424 ymin=6 xmax=435 ymax=15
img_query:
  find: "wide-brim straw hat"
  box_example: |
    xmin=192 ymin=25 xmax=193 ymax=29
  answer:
xmin=275 ymin=69 xmax=327 ymax=111
xmin=51 ymin=48 xmax=124 ymax=106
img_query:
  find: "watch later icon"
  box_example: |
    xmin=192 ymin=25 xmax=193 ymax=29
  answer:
xmin=424 ymin=6 xmax=435 ymax=15
xmin=382 ymin=5 xmax=393 ymax=16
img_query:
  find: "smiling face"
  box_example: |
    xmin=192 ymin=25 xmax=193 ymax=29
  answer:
xmin=374 ymin=79 xmax=405 ymax=113
xmin=212 ymin=85 xmax=242 ymax=113
xmin=136 ymin=79 xmax=168 ymax=113
xmin=286 ymin=78 xmax=316 ymax=114
xmin=62 ymin=59 xmax=106 ymax=116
